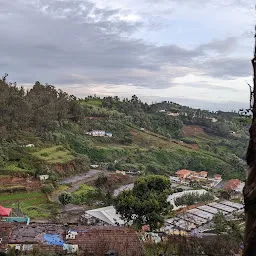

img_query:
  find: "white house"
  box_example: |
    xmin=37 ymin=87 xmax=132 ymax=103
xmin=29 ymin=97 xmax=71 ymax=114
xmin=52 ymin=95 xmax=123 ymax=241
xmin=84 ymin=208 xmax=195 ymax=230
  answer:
xmin=38 ymin=175 xmax=49 ymax=181
xmin=25 ymin=144 xmax=35 ymax=148
xmin=84 ymin=206 xmax=125 ymax=226
xmin=66 ymin=230 xmax=78 ymax=240
xmin=105 ymin=132 xmax=113 ymax=137
xmin=90 ymin=164 xmax=99 ymax=169
xmin=87 ymin=130 xmax=106 ymax=137
xmin=167 ymin=112 xmax=180 ymax=117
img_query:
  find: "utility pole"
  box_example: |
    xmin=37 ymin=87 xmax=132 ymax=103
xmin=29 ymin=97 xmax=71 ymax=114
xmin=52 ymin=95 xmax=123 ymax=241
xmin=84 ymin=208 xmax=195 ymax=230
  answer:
xmin=243 ymin=13 xmax=256 ymax=255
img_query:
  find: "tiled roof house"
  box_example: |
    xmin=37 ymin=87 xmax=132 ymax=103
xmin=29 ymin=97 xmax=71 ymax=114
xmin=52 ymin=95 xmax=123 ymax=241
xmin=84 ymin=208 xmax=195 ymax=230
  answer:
xmin=68 ymin=226 xmax=144 ymax=256
xmin=0 ymin=223 xmax=144 ymax=256
xmin=224 ymin=179 xmax=241 ymax=191
xmin=175 ymin=169 xmax=191 ymax=179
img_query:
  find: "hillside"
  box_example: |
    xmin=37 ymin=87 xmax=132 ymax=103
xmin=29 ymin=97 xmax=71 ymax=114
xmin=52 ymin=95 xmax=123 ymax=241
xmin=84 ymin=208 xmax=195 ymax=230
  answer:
xmin=0 ymin=78 xmax=248 ymax=178
xmin=0 ymin=78 xmax=249 ymax=217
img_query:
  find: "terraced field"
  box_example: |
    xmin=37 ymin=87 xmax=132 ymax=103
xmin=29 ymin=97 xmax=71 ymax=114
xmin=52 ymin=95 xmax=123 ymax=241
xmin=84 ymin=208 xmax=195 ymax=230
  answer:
xmin=0 ymin=191 xmax=51 ymax=218
xmin=32 ymin=146 xmax=74 ymax=163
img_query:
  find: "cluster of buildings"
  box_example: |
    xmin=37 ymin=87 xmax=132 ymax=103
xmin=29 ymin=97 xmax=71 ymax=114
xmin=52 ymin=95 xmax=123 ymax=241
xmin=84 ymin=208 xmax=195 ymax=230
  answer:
xmin=0 ymin=223 xmax=144 ymax=256
xmin=0 ymin=205 xmax=30 ymax=225
xmin=86 ymin=130 xmax=113 ymax=137
xmin=175 ymin=169 xmax=209 ymax=180
xmin=161 ymin=200 xmax=244 ymax=235
xmin=172 ymin=169 xmax=222 ymax=189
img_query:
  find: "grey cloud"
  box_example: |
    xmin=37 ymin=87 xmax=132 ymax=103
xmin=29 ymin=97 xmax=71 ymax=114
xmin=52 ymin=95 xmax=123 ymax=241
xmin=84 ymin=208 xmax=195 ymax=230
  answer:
xmin=198 ymin=37 xmax=239 ymax=54
xmin=174 ymin=82 xmax=241 ymax=92
xmin=199 ymin=57 xmax=251 ymax=79
xmin=0 ymin=0 xmax=252 ymax=93
xmin=153 ymin=45 xmax=204 ymax=64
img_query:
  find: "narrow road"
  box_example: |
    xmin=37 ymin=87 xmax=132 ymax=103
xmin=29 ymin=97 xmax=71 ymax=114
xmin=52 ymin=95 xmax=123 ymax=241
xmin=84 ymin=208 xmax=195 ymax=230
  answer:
xmin=60 ymin=169 xmax=102 ymax=193
xmin=60 ymin=169 xmax=101 ymax=185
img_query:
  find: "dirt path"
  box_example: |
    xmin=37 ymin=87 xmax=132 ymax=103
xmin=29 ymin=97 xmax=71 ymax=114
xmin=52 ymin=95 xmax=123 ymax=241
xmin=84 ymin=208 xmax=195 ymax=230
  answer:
xmin=59 ymin=169 xmax=103 ymax=193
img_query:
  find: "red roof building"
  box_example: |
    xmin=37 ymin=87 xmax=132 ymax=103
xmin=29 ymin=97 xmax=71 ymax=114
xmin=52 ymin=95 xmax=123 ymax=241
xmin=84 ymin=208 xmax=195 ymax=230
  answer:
xmin=224 ymin=179 xmax=241 ymax=191
xmin=175 ymin=169 xmax=191 ymax=179
xmin=214 ymin=174 xmax=222 ymax=180
xmin=0 ymin=205 xmax=12 ymax=217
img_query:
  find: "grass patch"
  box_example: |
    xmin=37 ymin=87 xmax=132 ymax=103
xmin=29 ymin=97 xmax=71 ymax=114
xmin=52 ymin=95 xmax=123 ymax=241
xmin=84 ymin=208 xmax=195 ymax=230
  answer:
xmin=0 ymin=191 xmax=45 ymax=202
xmin=58 ymin=184 xmax=70 ymax=191
xmin=32 ymin=146 xmax=74 ymax=163
xmin=73 ymin=184 xmax=96 ymax=196
xmin=132 ymin=130 xmax=186 ymax=150
xmin=6 ymin=164 xmax=35 ymax=175
xmin=0 ymin=191 xmax=51 ymax=218
xmin=81 ymin=99 xmax=102 ymax=107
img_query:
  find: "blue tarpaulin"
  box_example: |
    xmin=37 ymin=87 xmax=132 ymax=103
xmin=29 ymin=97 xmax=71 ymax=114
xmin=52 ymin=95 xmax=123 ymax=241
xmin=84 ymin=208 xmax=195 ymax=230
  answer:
xmin=44 ymin=234 xmax=64 ymax=246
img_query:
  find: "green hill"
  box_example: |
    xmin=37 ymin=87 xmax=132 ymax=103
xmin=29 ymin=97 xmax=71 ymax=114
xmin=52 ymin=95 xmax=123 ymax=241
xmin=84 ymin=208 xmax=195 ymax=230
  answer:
xmin=0 ymin=78 xmax=248 ymax=181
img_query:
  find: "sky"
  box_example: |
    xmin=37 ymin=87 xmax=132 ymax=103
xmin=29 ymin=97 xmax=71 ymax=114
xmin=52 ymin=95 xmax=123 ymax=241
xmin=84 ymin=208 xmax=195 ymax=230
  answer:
xmin=0 ymin=0 xmax=255 ymax=111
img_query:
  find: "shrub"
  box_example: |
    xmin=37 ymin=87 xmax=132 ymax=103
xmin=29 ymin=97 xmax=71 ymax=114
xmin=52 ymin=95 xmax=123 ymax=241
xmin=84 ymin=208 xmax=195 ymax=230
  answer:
xmin=42 ymin=184 xmax=54 ymax=194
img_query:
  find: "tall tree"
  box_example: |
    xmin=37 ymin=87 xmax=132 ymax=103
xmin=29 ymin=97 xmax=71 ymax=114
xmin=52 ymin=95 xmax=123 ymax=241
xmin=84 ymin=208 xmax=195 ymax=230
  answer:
xmin=114 ymin=175 xmax=172 ymax=229
xmin=243 ymin=24 xmax=256 ymax=255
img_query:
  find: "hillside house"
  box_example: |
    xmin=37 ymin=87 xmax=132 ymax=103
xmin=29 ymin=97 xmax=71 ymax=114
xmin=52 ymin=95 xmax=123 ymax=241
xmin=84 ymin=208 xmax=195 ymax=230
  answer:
xmin=167 ymin=111 xmax=180 ymax=117
xmin=175 ymin=170 xmax=208 ymax=180
xmin=214 ymin=174 xmax=222 ymax=181
xmin=87 ymin=130 xmax=106 ymax=137
xmin=90 ymin=164 xmax=99 ymax=169
xmin=224 ymin=179 xmax=243 ymax=191
xmin=25 ymin=144 xmax=35 ymax=147
xmin=86 ymin=130 xmax=113 ymax=137
xmin=105 ymin=132 xmax=113 ymax=137
xmin=38 ymin=175 xmax=49 ymax=181
xmin=223 ymin=179 xmax=245 ymax=200
xmin=176 ymin=169 xmax=191 ymax=179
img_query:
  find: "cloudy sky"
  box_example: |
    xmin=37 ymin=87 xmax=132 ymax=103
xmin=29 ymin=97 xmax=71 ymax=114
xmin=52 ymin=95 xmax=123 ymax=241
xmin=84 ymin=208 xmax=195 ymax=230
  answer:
xmin=1 ymin=0 xmax=255 ymax=111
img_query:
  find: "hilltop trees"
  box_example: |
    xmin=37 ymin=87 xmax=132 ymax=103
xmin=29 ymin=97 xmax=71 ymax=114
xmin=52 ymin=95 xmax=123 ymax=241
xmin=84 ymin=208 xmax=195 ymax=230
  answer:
xmin=0 ymin=78 xmax=78 ymax=137
xmin=114 ymin=175 xmax=172 ymax=229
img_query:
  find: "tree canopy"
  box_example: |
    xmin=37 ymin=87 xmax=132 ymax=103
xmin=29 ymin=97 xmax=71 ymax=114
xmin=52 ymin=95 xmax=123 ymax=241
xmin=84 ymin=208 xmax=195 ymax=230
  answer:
xmin=114 ymin=175 xmax=172 ymax=229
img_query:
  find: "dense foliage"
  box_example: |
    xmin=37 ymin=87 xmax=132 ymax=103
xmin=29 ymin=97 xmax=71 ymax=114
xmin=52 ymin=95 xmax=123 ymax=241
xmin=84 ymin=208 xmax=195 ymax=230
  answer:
xmin=114 ymin=175 xmax=172 ymax=229
xmin=174 ymin=192 xmax=215 ymax=206
xmin=0 ymin=76 xmax=248 ymax=180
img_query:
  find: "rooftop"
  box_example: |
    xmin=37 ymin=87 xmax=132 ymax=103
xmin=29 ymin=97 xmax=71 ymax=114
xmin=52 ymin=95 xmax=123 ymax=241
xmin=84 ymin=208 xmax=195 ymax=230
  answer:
xmin=0 ymin=223 xmax=144 ymax=256
xmin=69 ymin=226 xmax=144 ymax=256
xmin=224 ymin=179 xmax=241 ymax=191
xmin=176 ymin=169 xmax=191 ymax=175
xmin=85 ymin=206 xmax=125 ymax=226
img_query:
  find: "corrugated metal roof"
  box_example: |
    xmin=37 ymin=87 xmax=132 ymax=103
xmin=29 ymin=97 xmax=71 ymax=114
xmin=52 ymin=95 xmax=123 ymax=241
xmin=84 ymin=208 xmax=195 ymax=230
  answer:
xmin=188 ymin=209 xmax=214 ymax=220
xmin=85 ymin=206 xmax=125 ymax=226
xmin=218 ymin=201 xmax=243 ymax=210
xmin=197 ymin=205 xmax=226 ymax=215
xmin=208 ymin=202 xmax=236 ymax=213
